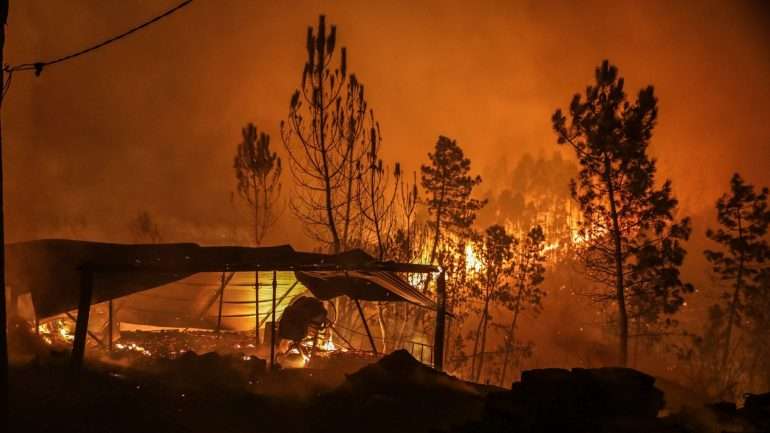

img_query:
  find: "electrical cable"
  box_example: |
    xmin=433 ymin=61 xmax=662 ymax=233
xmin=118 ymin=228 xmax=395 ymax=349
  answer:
xmin=1 ymin=0 xmax=193 ymax=102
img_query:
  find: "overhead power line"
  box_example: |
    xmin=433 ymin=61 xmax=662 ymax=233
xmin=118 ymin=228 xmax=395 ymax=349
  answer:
xmin=1 ymin=0 xmax=193 ymax=101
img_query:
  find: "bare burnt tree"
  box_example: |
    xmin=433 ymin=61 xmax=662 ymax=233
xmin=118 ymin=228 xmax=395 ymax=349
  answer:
xmin=354 ymin=115 xmax=400 ymax=351
xmin=552 ymin=60 xmax=692 ymax=366
xmin=358 ymin=116 xmax=398 ymax=260
xmin=393 ymin=169 xmax=420 ymax=261
xmin=234 ymin=124 xmax=282 ymax=246
xmin=280 ymin=15 xmax=368 ymax=253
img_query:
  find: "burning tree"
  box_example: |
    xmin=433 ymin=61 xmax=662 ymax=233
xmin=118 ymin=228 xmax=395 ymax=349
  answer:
xmin=468 ymin=224 xmax=516 ymax=382
xmin=552 ymin=60 xmax=692 ymax=366
xmin=233 ymin=123 xmax=282 ymax=246
xmin=704 ymin=173 xmax=770 ymax=390
xmin=498 ymin=224 xmax=546 ymax=386
xmin=280 ymin=15 xmax=369 ymax=254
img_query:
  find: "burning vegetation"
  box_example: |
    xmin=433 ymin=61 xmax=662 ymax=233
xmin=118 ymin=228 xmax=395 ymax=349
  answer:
xmin=2 ymin=4 xmax=770 ymax=433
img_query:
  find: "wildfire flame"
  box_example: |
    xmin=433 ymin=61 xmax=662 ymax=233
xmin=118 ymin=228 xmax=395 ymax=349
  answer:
xmin=465 ymin=243 xmax=483 ymax=274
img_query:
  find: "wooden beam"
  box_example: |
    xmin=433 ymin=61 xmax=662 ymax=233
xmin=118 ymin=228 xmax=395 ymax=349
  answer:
xmin=72 ymin=269 xmax=93 ymax=371
xmin=433 ymin=270 xmax=446 ymax=371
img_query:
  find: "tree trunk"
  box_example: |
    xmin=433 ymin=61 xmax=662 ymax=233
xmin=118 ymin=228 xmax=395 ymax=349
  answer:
xmin=633 ymin=316 xmax=641 ymax=368
xmin=315 ymin=52 xmax=340 ymax=254
xmin=721 ymin=263 xmax=743 ymax=376
xmin=341 ymin=141 xmax=355 ymax=250
xmin=604 ymin=157 xmax=628 ymax=366
xmin=253 ymin=182 xmax=261 ymax=246
xmin=470 ymin=306 xmax=484 ymax=380
xmin=476 ymin=302 xmax=490 ymax=383
xmin=499 ymin=289 xmax=523 ymax=386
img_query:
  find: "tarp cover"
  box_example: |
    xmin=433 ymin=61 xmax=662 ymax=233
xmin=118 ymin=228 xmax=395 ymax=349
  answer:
xmin=5 ymin=239 xmax=436 ymax=319
xmin=296 ymin=271 xmax=435 ymax=307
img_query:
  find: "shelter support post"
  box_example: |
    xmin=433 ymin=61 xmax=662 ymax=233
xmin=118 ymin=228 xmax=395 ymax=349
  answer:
xmin=216 ymin=271 xmax=226 ymax=333
xmin=255 ymin=270 xmax=260 ymax=346
xmin=108 ymin=300 xmax=113 ymax=352
xmin=270 ymin=270 xmax=277 ymax=369
xmin=433 ymin=270 xmax=446 ymax=371
xmin=72 ymin=269 xmax=93 ymax=371
xmin=354 ymin=299 xmax=378 ymax=355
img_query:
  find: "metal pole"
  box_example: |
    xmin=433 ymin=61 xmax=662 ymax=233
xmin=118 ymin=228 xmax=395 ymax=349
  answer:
xmin=255 ymin=270 xmax=260 ymax=346
xmin=433 ymin=270 xmax=446 ymax=371
xmin=0 ymin=0 xmax=9 ymax=423
xmin=270 ymin=270 xmax=277 ymax=369
xmin=354 ymin=299 xmax=378 ymax=355
xmin=72 ymin=269 xmax=93 ymax=371
xmin=108 ymin=300 xmax=113 ymax=352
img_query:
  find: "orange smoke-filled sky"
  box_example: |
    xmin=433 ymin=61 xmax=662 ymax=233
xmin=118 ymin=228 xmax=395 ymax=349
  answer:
xmin=4 ymin=0 xmax=770 ymax=247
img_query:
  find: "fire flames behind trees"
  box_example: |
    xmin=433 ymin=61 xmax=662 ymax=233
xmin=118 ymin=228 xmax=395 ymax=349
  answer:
xmin=10 ymin=14 xmax=770 ymax=410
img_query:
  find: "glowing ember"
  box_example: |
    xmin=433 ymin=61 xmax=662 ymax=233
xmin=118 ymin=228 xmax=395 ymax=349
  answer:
xmin=36 ymin=319 xmax=75 ymax=345
xmin=115 ymin=342 xmax=153 ymax=357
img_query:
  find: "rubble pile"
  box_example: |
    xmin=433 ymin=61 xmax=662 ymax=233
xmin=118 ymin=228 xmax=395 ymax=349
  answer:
xmin=305 ymin=350 xmax=488 ymax=433
xmin=457 ymin=367 xmax=669 ymax=433
xmin=665 ymin=392 xmax=770 ymax=433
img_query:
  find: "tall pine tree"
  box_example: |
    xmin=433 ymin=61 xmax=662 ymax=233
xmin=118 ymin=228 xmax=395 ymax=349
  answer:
xmin=552 ymin=60 xmax=692 ymax=366
xmin=705 ymin=173 xmax=770 ymax=381
xmin=421 ymin=135 xmax=486 ymax=266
